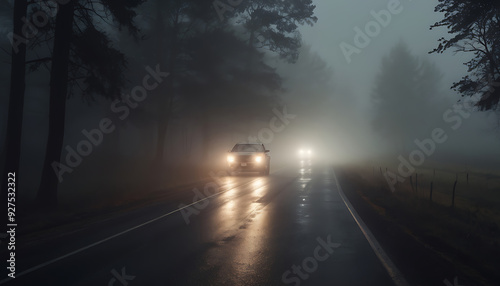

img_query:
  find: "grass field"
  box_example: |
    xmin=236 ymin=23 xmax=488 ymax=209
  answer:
xmin=346 ymin=160 xmax=500 ymax=284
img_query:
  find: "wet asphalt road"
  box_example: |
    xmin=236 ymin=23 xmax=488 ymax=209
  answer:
xmin=2 ymin=161 xmax=398 ymax=286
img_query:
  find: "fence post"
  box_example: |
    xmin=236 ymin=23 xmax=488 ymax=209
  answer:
xmin=451 ymin=173 xmax=458 ymax=209
xmin=416 ymin=173 xmax=418 ymax=196
xmin=410 ymin=175 xmax=414 ymax=192
xmin=431 ymin=169 xmax=435 ymax=202
xmin=430 ymin=182 xmax=433 ymax=202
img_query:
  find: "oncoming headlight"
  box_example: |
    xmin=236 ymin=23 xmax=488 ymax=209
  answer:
xmin=255 ymin=156 xmax=262 ymax=163
xmin=298 ymin=148 xmax=312 ymax=157
xmin=227 ymin=155 xmax=235 ymax=163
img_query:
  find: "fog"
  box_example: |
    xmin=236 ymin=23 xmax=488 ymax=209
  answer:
xmin=292 ymin=0 xmax=500 ymax=166
xmin=1 ymin=0 xmax=499 ymax=207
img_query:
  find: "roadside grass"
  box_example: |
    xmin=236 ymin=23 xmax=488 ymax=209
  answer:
xmin=348 ymin=162 xmax=500 ymax=284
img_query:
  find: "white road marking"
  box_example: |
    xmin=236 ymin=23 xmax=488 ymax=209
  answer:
xmin=332 ymin=169 xmax=410 ymax=286
xmin=0 ymin=172 xmax=277 ymax=284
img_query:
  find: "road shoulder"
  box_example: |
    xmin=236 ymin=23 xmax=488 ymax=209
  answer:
xmin=335 ymin=166 xmax=486 ymax=286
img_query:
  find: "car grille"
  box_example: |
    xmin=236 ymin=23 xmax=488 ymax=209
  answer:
xmin=236 ymin=155 xmax=253 ymax=162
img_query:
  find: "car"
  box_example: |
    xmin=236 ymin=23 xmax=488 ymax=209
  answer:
xmin=298 ymin=148 xmax=313 ymax=159
xmin=226 ymin=143 xmax=271 ymax=176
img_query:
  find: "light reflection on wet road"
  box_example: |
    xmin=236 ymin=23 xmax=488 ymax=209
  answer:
xmin=5 ymin=162 xmax=396 ymax=286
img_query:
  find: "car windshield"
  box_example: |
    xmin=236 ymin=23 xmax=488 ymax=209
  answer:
xmin=231 ymin=144 xmax=264 ymax=152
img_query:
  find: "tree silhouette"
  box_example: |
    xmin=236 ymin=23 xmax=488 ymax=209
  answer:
xmin=372 ymin=42 xmax=443 ymax=151
xmin=180 ymin=28 xmax=281 ymax=161
xmin=2 ymin=0 xmax=27 ymax=215
xmin=125 ymin=0 xmax=316 ymax=163
xmin=431 ymin=0 xmax=500 ymax=111
xmin=277 ymin=44 xmax=334 ymax=128
xmin=233 ymin=0 xmax=317 ymax=64
xmin=36 ymin=0 xmax=143 ymax=208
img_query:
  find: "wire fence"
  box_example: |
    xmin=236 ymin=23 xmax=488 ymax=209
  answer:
xmin=367 ymin=164 xmax=500 ymax=213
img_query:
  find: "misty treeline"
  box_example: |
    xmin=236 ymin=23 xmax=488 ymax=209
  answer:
xmin=372 ymin=41 xmax=445 ymax=152
xmin=372 ymin=0 xmax=500 ymax=153
xmin=0 ymin=0 xmax=317 ymax=208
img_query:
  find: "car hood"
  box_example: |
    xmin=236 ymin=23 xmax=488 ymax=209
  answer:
xmin=230 ymin=152 xmax=266 ymax=155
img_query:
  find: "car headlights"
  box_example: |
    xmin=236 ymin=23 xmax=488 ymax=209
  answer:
xmin=227 ymin=155 xmax=235 ymax=163
xmin=298 ymin=149 xmax=312 ymax=156
xmin=255 ymin=155 xmax=262 ymax=163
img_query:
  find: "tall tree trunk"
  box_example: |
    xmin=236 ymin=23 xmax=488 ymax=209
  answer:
xmin=36 ymin=0 xmax=75 ymax=209
xmin=155 ymin=6 xmax=178 ymax=164
xmin=2 ymin=0 xmax=27 ymax=218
